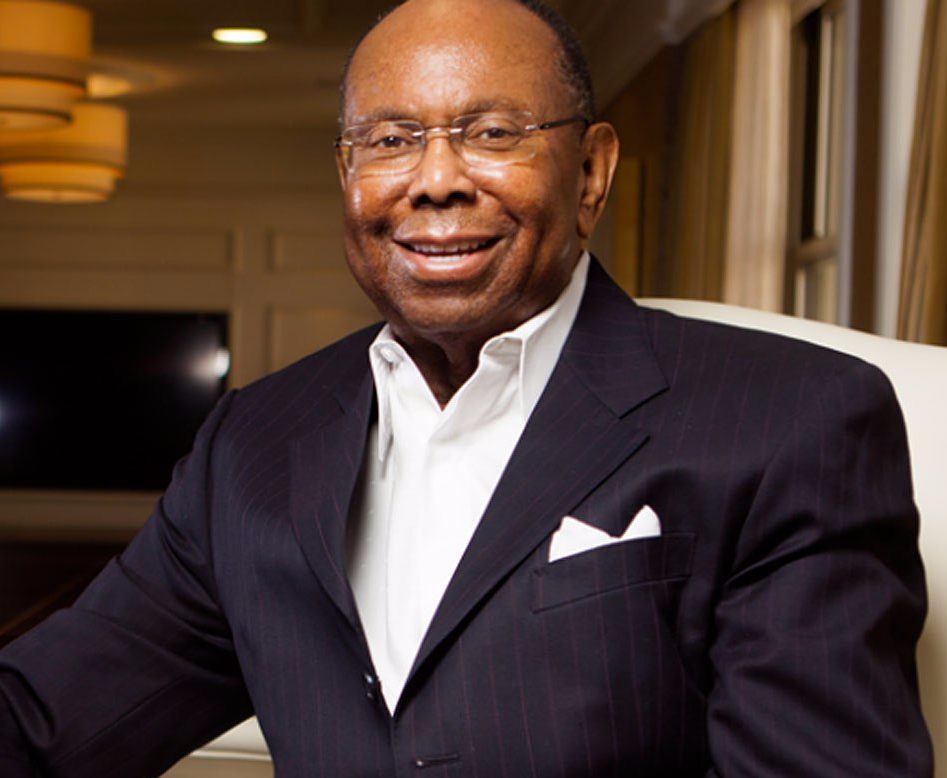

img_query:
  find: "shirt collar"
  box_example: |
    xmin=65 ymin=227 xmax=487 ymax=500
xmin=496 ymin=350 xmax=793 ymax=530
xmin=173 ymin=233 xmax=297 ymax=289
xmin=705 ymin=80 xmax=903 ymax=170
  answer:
xmin=368 ymin=251 xmax=589 ymax=460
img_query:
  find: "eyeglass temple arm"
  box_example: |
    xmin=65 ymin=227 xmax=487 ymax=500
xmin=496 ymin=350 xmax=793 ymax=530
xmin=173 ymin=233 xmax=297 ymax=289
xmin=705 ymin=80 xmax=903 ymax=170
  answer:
xmin=534 ymin=116 xmax=591 ymax=131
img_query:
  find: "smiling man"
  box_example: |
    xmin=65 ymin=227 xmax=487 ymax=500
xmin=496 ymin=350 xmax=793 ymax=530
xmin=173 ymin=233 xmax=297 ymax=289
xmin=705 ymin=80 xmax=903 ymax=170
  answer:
xmin=336 ymin=0 xmax=616 ymax=404
xmin=0 ymin=0 xmax=932 ymax=776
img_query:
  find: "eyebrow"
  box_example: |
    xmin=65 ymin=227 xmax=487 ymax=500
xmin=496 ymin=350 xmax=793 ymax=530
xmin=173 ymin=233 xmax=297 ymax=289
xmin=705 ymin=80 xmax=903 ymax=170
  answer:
xmin=463 ymin=98 xmax=526 ymax=114
xmin=349 ymin=107 xmax=414 ymax=124
xmin=347 ymin=98 xmax=530 ymax=126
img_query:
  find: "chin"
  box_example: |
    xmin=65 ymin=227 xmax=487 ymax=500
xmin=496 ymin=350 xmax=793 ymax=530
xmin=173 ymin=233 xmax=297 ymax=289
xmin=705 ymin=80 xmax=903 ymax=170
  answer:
xmin=392 ymin=304 xmax=501 ymax=343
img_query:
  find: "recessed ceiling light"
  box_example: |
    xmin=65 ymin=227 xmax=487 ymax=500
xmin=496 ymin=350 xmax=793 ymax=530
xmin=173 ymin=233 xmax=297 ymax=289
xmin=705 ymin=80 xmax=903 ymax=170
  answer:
xmin=212 ymin=28 xmax=268 ymax=45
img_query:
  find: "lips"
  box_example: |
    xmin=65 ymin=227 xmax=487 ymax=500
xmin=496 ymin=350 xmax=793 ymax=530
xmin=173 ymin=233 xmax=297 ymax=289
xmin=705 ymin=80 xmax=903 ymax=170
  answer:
xmin=396 ymin=236 xmax=500 ymax=257
xmin=399 ymin=238 xmax=499 ymax=257
xmin=392 ymin=234 xmax=504 ymax=280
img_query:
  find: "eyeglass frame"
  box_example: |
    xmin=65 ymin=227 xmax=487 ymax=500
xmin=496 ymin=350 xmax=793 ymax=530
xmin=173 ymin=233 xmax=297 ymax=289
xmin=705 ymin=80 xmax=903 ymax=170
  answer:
xmin=334 ymin=111 xmax=591 ymax=174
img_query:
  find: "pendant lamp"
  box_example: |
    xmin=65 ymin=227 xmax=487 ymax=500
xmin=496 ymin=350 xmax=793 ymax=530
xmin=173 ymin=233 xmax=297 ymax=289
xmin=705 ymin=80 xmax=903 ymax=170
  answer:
xmin=0 ymin=102 xmax=128 ymax=202
xmin=0 ymin=0 xmax=92 ymax=131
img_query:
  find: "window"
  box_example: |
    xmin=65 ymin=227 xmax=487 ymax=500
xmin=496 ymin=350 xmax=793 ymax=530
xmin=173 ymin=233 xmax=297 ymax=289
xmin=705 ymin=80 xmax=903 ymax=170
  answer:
xmin=787 ymin=0 xmax=848 ymax=323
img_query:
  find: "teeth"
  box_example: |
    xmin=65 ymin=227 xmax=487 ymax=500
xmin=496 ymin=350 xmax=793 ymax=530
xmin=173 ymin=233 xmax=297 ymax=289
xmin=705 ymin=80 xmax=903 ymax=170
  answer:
xmin=406 ymin=239 xmax=491 ymax=256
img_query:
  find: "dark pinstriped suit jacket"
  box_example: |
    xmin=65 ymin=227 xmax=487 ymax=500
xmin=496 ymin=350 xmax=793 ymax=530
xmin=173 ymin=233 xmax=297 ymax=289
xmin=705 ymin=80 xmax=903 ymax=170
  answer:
xmin=0 ymin=260 xmax=932 ymax=777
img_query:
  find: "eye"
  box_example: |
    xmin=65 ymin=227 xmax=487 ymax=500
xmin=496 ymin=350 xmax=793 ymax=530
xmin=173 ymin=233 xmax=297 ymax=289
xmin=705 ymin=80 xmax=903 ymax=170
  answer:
xmin=363 ymin=124 xmax=420 ymax=152
xmin=464 ymin=116 xmax=524 ymax=147
xmin=476 ymin=125 xmax=514 ymax=140
xmin=372 ymin=134 xmax=409 ymax=149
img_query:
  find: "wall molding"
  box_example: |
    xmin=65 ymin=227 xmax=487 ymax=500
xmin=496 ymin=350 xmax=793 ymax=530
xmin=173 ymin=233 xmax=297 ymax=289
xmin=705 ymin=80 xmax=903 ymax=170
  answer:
xmin=267 ymin=228 xmax=345 ymax=273
xmin=0 ymin=225 xmax=237 ymax=272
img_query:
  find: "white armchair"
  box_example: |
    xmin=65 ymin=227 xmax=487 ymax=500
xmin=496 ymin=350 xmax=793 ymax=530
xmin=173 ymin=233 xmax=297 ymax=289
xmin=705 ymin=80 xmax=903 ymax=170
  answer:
xmin=167 ymin=298 xmax=947 ymax=775
xmin=163 ymin=717 xmax=271 ymax=776
xmin=640 ymin=298 xmax=947 ymax=775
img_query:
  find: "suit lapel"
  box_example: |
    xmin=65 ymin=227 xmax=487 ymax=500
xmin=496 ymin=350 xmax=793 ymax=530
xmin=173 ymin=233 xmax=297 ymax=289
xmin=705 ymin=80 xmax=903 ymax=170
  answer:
xmin=288 ymin=334 xmax=377 ymax=644
xmin=405 ymin=262 xmax=668 ymax=700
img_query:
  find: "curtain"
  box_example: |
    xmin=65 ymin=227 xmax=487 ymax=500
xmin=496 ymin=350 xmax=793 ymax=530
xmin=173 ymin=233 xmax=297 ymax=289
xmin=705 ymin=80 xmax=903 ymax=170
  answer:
xmin=723 ymin=0 xmax=791 ymax=311
xmin=898 ymin=0 xmax=947 ymax=345
xmin=665 ymin=10 xmax=735 ymax=300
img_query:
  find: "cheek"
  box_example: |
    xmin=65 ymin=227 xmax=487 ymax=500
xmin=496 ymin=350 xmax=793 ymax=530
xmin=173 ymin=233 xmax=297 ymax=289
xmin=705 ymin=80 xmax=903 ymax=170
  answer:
xmin=341 ymin=186 xmax=386 ymax=289
xmin=481 ymin=162 xmax=578 ymax=237
xmin=345 ymin=184 xmax=368 ymax=219
xmin=344 ymin=183 xmax=379 ymax=232
xmin=341 ymin=181 xmax=409 ymax=306
xmin=344 ymin=178 xmax=401 ymax=240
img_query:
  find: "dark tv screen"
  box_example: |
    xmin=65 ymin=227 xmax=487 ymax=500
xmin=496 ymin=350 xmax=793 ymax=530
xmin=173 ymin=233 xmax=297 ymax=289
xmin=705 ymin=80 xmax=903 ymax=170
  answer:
xmin=0 ymin=309 xmax=229 ymax=491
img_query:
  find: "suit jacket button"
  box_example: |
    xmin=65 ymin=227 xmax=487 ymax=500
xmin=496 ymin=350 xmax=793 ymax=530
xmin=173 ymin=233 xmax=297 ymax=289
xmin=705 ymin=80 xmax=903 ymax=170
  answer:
xmin=363 ymin=672 xmax=379 ymax=702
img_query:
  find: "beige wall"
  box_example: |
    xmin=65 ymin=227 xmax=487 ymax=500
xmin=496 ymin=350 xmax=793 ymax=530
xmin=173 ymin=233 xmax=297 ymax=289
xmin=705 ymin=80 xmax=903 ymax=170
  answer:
xmin=596 ymin=47 xmax=680 ymax=297
xmin=0 ymin=123 xmax=377 ymax=540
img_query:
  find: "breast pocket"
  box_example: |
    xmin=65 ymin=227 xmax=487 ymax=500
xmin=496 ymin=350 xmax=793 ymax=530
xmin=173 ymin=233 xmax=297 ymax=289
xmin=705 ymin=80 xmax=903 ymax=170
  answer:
xmin=530 ymin=533 xmax=695 ymax=612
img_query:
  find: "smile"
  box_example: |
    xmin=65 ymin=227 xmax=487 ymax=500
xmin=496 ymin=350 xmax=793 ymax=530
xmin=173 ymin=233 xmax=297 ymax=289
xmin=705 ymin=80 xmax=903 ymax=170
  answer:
xmin=392 ymin=234 xmax=505 ymax=282
xmin=397 ymin=236 xmax=501 ymax=258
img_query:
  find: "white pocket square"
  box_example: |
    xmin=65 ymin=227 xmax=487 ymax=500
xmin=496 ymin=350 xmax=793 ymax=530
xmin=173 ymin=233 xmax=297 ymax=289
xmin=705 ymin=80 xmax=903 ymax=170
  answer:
xmin=548 ymin=505 xmax=661 ymax=563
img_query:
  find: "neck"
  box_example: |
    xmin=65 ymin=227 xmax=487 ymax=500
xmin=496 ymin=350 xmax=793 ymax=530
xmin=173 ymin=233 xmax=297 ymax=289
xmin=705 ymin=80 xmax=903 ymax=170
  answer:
xmin=385 ymin=251 xmax=586 ymax=406
xmin=393 ymin=332 xmax=483 ymax=407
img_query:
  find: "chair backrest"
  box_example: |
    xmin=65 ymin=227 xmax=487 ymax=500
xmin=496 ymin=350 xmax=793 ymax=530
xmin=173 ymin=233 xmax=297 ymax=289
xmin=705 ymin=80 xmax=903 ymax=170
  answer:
xmin=639 ymin=297 xmax=947 ymax=774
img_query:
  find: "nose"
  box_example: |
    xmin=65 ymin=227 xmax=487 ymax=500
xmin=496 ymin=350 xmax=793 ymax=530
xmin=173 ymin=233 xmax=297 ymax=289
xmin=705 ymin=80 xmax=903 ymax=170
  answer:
xmin=406 ymin=132 xmax=477 ymax=206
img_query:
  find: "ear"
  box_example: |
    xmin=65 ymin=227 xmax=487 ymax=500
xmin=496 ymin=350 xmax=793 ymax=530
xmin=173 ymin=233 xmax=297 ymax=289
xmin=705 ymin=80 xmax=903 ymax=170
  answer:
xmin=576 ymin=122 xmax=619 ymax=240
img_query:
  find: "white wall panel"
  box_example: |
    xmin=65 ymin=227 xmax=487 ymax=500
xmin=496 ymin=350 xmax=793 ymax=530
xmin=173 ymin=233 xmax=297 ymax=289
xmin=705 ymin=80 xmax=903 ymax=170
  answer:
xmin=267 ymin=305 xmax=378 ymax=372
xmin=267 ymin=228 xmax=345 ymax=273
xmin=0 ymin=226 xmax=236 ymax=271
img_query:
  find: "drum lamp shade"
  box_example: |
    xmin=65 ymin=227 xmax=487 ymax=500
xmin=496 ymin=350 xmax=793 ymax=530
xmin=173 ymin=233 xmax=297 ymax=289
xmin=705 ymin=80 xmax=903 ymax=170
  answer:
xmin=0 ymin=0 xmax=92 ymax=131
xmin=0 ymin=101 xmax=128 ymax=202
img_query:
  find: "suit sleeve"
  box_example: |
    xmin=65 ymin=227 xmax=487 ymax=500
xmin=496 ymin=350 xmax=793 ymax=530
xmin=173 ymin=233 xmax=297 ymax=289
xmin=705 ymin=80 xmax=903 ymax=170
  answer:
xmin=705 ymin=360 xmax=932 ymax=777
xmin=0 ymin=389 xmax=253 ymax=778
xmin=0 ymin=692 xmax=33 ymax=777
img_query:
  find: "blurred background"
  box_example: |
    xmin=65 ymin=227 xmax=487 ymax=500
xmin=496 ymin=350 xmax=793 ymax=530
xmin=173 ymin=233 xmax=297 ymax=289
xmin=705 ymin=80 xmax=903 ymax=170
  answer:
xmin=0 ymin=0 xmax=943 ymax=644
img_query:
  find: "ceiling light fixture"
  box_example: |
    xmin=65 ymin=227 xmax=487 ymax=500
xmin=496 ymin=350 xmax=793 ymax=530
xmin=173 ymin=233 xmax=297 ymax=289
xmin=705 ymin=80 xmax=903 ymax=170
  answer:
xmin=212 ymin=28 xmax=268 ymax=45
xmin=0 ymin=0 xmax=92 ymax=131
xmin=0 ymin=102 xmax=128 ymax=203
xmin=86 ymin=58 xmax=165 ymax=100
xmin=87 ymin=72 xmax=135 ymax=100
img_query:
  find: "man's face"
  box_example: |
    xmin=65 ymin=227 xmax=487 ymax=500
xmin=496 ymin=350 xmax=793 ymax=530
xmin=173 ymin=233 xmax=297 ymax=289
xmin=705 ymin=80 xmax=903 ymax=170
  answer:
xmin=338 ymin=0 xmax=612 ymax=348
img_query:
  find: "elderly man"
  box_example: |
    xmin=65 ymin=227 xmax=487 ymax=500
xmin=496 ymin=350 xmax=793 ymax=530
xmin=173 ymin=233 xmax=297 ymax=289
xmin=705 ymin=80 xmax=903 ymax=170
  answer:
xmin=0 ymin=0 xmax=932 ymax=775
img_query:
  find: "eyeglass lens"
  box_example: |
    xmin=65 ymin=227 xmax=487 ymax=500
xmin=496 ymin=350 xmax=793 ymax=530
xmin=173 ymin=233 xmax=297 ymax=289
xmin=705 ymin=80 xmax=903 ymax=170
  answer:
xmin=341 ymin=111 xmax=542 ymax=174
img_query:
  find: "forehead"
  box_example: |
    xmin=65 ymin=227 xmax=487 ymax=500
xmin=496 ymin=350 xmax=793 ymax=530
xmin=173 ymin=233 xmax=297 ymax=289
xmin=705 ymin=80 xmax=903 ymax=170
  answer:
xmin=343 ymin=0 xmax=568 ymax=124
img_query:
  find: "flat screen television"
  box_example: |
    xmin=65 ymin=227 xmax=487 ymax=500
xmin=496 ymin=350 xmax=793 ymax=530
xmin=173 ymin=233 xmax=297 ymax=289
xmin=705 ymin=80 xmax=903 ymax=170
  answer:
xmin=0 ymin=309 xmax=229 ymax=491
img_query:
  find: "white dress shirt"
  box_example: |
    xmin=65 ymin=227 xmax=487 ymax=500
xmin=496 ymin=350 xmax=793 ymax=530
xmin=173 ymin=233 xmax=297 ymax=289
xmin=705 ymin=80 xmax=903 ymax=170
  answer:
xmin=345 ymin=252 xmax=589 ymax=712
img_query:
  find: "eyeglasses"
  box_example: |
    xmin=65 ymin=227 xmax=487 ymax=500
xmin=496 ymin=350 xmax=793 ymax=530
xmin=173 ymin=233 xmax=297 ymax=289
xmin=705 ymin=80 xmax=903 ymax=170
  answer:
xmin=335 ymin=110 xmax=589 ymax=175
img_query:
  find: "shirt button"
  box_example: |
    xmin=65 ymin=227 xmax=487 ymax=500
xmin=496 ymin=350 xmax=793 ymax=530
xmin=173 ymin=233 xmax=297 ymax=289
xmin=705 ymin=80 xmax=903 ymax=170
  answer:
xmin=380 ymin=346 xmax=397 ymax=363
